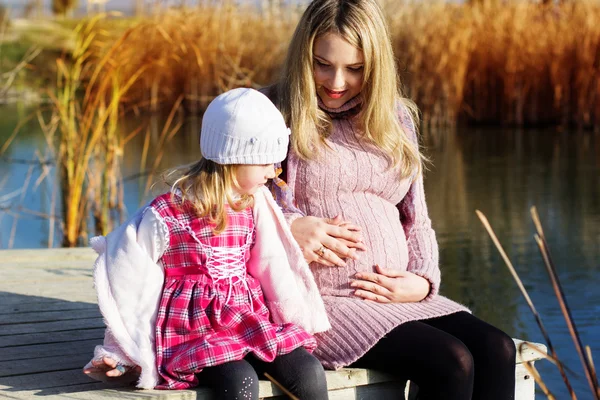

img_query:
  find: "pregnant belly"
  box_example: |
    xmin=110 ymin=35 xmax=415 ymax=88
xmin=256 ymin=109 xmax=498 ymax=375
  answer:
xmin=309 ymin=206 xmax=409 ymax=297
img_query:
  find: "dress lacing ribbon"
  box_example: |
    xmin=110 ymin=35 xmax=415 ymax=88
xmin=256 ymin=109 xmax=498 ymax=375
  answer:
xmin=163 ymin=216 xmax=255 ymax=309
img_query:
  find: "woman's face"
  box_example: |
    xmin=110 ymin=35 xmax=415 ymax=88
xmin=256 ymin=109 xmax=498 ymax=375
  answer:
xmin=313 ymin=32 xmax=365 ymax=109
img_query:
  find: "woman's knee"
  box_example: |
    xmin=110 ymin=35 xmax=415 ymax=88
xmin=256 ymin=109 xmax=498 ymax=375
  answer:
xmin=417 ymin=340 xmax=474 ymax=400
xmin=445 ymin=340 xmax=475 ymax=382
xmin=486 ymin=329 xmax=517 ymax=366
xmin=268 ymin=348 xmax=328 ymax=399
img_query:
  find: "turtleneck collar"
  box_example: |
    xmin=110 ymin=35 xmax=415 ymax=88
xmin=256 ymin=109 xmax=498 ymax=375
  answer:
xmin=317 ymin=94 xmax=363 ymax=119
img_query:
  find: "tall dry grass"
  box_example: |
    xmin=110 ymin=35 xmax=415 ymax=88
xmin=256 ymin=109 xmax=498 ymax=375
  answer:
xmin=39 ymin=13 xmax=148 ymax=247
xmin=389 ymin=0 xmax=600 ymax=129
xmin=8 ymin=1 xmax=598 ymax=246
xmin=89 ymin=2 xmax=299 ymax=114
xmin=83 ymin=0 xmax=600 ymax=129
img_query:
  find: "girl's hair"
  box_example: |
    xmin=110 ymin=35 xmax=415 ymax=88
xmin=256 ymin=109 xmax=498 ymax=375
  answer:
xmin=275 ymin=0 xmax=423 ymax=179
xmin=165 ymin=158 xmax=252 ymax=234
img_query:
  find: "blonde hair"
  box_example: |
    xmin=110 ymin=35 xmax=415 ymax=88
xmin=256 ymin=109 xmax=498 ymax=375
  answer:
xmin=165 ymin=158 xmax=252 ymax=234
xmin=275 ymin=0 xmax=423 ymax=179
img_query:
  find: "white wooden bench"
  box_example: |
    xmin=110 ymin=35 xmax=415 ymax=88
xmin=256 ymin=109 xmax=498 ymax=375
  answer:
xmin=0 ymin=248 xmax=546 ymax=399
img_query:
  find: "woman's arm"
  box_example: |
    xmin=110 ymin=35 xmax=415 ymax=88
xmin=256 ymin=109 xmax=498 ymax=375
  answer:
xmin=400 ymin=173 xmax=441 ymax=300
xmin=398 ymin=103 xmax=441 ymax=300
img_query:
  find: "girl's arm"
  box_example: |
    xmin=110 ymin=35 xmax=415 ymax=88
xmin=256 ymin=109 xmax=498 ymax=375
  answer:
xmin=84 ymin=207 xmax=168 ymax=379
xmin=83 ymin=329 xmax=139 ymax=381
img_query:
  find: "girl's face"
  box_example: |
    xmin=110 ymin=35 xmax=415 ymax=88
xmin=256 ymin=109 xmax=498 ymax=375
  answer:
xmin=234 ymin=164 xmax=276 ymax=195
xmin=313 ymin=32 xmax=365 ymax=109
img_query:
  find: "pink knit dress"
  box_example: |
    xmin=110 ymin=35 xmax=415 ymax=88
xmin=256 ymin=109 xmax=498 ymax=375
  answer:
xmin=275 ymin=96 xmax=469 ymax=370
xmin=150 ymin=193 xmax=316 ymax=389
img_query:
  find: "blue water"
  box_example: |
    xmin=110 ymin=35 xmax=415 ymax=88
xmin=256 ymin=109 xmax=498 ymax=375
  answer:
xmin=1 ymin=106 xmax=599 ymax=398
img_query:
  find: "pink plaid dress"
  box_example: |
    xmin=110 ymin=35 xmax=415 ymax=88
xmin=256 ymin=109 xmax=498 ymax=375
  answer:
xmin=150 ymin=194 xmax=316 ymax=390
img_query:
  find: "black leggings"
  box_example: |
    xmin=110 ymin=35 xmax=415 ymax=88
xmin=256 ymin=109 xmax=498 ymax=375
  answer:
xmin=197 ymin=347 xmax=328 ymax=400
xmin=350 ymin=311 xmax=516 ymax=400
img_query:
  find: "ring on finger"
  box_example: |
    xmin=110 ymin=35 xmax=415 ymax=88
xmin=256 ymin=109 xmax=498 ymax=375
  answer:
xmin=115 ymin=364 xmax=127 ymax=375
xmin=315 ymin=245 xmax=326 ymax=257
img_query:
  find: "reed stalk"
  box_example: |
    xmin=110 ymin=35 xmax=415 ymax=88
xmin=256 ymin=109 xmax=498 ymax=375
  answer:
xmin=477 ymin=209 xmax=599 ymax=399
xmin=530 ymin=207 xmax=600 ymax=398
xmin=476 ymin=210 xmax=576 ymax=399
xmin=40 ymin=13 xmax=147 ymax=246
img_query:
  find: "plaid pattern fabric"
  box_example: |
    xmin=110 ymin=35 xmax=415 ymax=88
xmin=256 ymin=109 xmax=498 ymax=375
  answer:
xmin=150 ymin=194 xmax=316 ymax=390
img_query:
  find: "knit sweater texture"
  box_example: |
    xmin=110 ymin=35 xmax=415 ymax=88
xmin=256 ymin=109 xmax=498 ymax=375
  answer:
xmin=280 ymin=95 xmax=469 ymax=370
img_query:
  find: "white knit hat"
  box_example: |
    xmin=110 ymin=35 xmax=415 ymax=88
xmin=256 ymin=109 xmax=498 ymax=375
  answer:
xmin=200 ymin=88 xmax=290 ymax=165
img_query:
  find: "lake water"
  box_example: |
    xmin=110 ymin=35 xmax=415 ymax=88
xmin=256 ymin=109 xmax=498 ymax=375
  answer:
xmin=1 ymin=105 xmax=599 ymax=398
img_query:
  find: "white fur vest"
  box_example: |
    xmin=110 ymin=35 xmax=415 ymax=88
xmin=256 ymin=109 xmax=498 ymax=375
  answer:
xmin=86 ymin=186 xmax=330 ymax=389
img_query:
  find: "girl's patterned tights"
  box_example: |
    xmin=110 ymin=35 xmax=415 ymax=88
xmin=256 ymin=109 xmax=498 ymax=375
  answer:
xmin=198 ymin=347 xmax=328 ymax=400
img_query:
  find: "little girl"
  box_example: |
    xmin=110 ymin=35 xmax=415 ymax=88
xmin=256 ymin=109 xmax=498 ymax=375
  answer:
xmin=83 ymin=88 xmax=330 ymax=399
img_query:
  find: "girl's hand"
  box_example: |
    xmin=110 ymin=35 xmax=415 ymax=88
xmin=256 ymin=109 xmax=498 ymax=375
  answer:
xmin=291 ymin=215 xmax=367 ymax=267
xmin=83 ymin=356 xmax=140 ymax=382
xmin=350 ymin=265 xmax=431 ymax=303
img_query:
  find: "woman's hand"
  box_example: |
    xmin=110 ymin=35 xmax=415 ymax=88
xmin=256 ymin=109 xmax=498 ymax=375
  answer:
xmin=83 ymin=356 xmax=140 ymax=382
xmin=350 ymin=265 xmax=431 ymax=303
xmin=291 ymin=215 xmax=367 ymax=267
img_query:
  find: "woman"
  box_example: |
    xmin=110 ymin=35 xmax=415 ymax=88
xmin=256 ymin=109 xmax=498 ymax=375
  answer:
xmin=264 ymin=0 xmax=517 ymax=399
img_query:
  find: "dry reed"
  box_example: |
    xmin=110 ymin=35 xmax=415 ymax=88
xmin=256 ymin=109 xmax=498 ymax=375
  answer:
xmin=38 ymin=13 xmax=148 ymax=246
xmin=477 ymin=208 xmax=600 ymax=399
xmin=82 ymin=0 xmax=600 ymax=129
xmin=7 ymin=0 xmax=600 ymax=246
xmin=88 ymin=2 xmax=298 ymax=114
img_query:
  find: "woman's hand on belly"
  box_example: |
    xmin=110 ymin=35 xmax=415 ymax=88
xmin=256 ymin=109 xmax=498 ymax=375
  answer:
xmin=290 ymin=215 xmax=367 ymax=267
xmin=350 ymin=265 xmax=431 ymax=303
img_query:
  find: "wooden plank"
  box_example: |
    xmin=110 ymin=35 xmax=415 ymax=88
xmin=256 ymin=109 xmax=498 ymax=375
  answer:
xmin=0 ymin=369 xmax=406 ymax=400
xmin=514 ymin=339 xmax=547 ymax=364
xmin=0 ymin=368 xmax=107 ymax=390
xmin=0 ymin=353 xmax=92 ymax=377
xmin=0 ymin=385 xmax=208 ymax=400
xmin=320 ymin=368 xmax=394 ymax=390
xmin=0 ymin=262 xmax=92 ymax=271
xmin=0 ymin=290 xmax=97 ymax=305
xmin=0 ymin=248 xmax=547 ymax=400
xmin=0 ymin=309 xmax=101 ymax=325
xmin=0 ymin=248 xmax=96 ymax=264
xmin=0 ymin=381 xmax=142 ymax=400
xmin=0 ymin=295 xmax=68 ymax=307
xmin=0 ymin=301 xmax=97 ymax=315
xmin=0 ymin=274 xmax=92 ymax=285
xmin=515 ymin=363 xmax=535 ymax=400
xmin=328 ymin=382 xmax=409 ymax=400
xmin=2 ymin=339 xmax=100 ymax=361
xmin=0 ymin=318 xmax=104 ymax=336
xmin=0 ymin=328 xmax=105 ymax=347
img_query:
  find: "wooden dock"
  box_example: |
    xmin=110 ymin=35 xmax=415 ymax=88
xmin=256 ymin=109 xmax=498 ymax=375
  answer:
xmin=0 ymin=248 xmax=546 ymax=399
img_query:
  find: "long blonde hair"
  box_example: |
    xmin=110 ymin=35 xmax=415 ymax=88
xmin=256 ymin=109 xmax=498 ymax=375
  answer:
xmin=165 ymin=158 xmax=252 ymax=234
xmin=275 ymin=0 xmax=423 ymax=179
